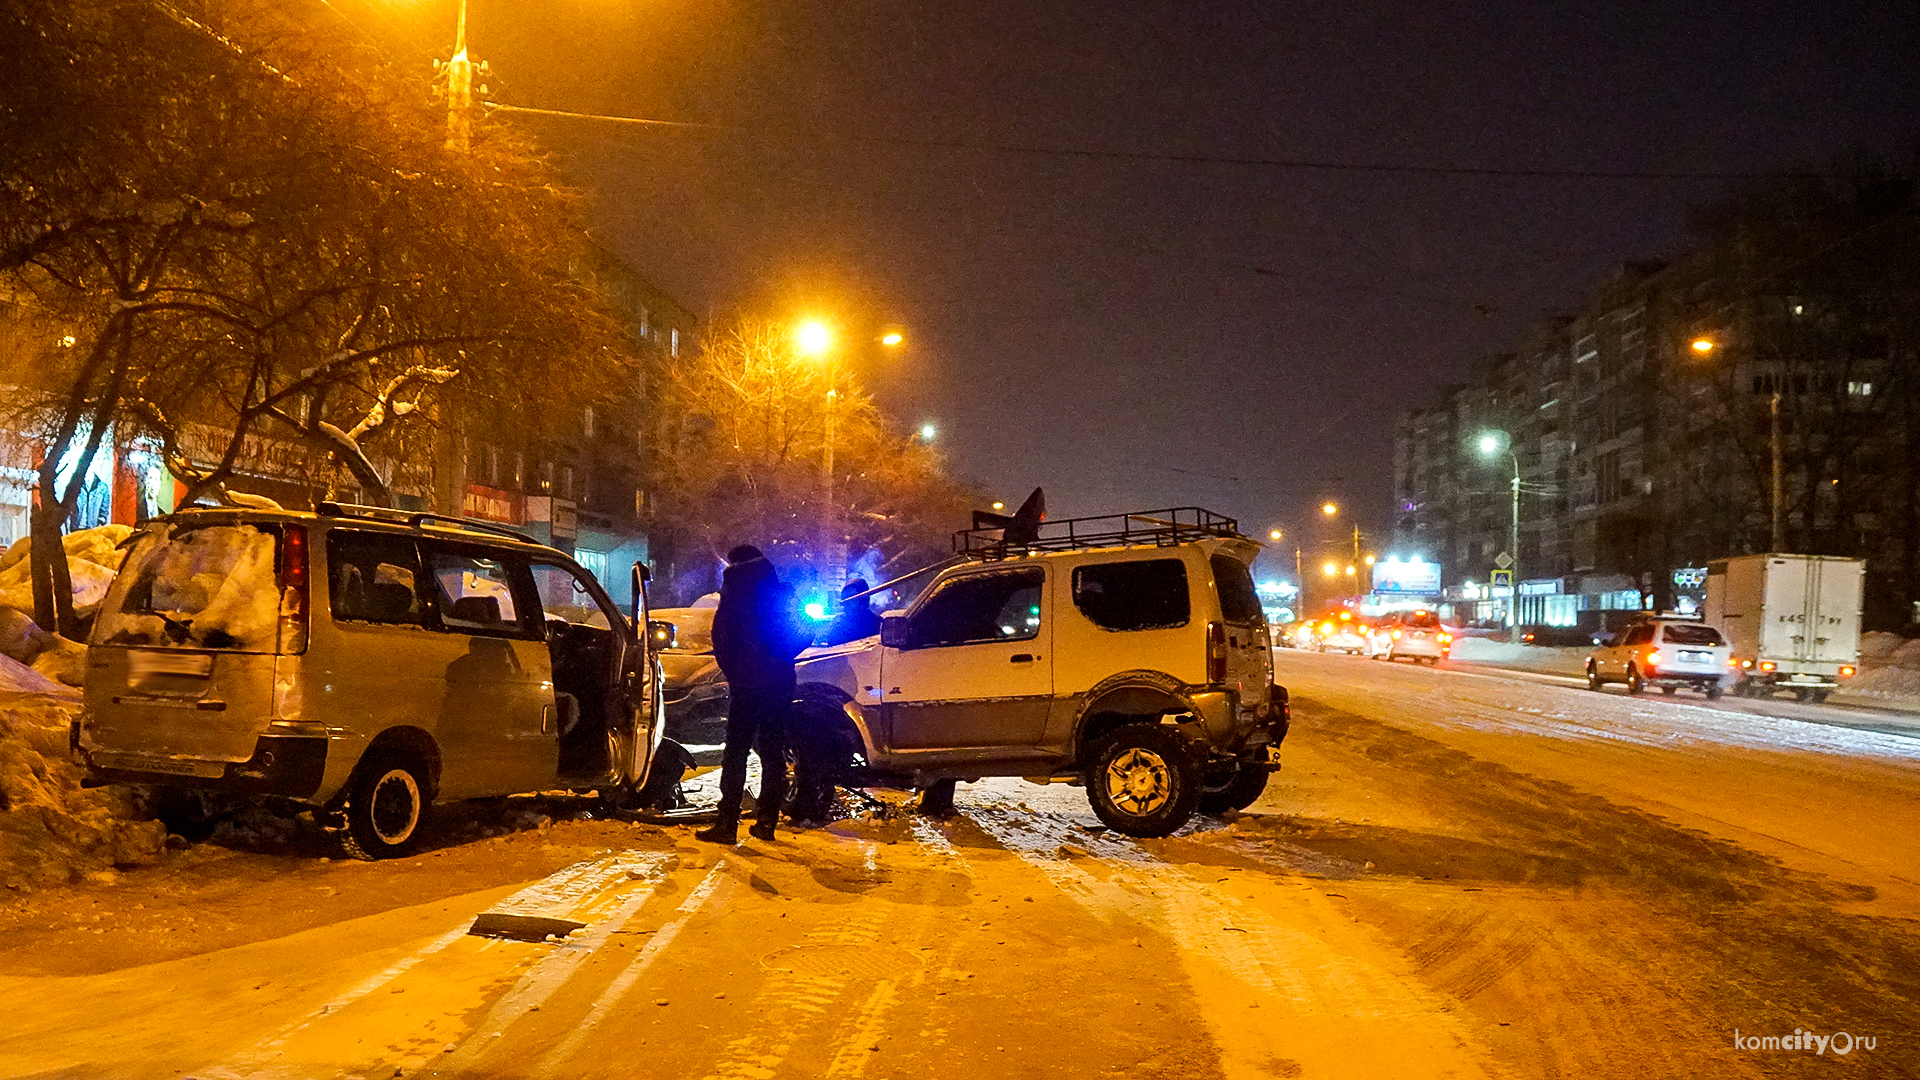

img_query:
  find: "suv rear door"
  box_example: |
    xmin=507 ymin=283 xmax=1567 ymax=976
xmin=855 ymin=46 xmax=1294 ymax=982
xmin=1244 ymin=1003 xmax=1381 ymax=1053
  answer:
xmin=879 ymin=566 xmax=1051 ymax=752
xmin=1209 ymin=553 xmax=1271 ymax=696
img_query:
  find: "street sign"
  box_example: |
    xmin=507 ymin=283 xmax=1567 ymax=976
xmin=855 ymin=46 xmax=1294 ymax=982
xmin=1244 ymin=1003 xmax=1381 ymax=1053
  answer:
xmin=1489 ymin=569 xmax=1513 ymax=588
xmin=1494 ymin=551 xmax=1514 ymax=569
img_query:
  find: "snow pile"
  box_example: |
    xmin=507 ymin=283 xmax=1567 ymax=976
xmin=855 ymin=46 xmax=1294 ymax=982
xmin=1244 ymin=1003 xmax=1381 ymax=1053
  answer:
xmin=1860 ymin=631 xmax=1905 ymax=662
xmin=0 ymin=654 xmax=70 ymax=696
xmin=0 ymin=524 xmax=132 ymax=617
xmin=0 ymin=693 xmax=167 ymax=890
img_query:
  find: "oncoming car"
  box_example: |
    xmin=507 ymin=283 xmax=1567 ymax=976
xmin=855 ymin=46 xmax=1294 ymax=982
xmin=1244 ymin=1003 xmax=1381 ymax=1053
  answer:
xmin=71 ymin=503 xmax=672 ymax=858
xmin=1314 ymin=613 xmax=1368 ymax=655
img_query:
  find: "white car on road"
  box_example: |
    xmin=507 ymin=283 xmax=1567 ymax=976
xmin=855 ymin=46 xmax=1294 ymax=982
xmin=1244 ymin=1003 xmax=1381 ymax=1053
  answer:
xmin=1365 ymin=609 xmax=1450 ymax=664
xmin=1585 ymin=618 xmax=1732 ymax=698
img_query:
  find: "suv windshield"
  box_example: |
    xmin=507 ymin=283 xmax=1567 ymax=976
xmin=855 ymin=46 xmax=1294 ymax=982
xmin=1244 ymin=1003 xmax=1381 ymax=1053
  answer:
xmin=1403 ymin=611 xmax=1442 ymax=629
xmin=1660 ymin=623 xmax=1726 ymax=646
xmin=97 ymin=523 xmax=283 ymax=652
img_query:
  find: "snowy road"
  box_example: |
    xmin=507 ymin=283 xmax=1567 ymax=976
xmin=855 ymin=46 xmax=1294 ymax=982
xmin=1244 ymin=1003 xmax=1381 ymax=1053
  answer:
xmin=1 ymin=650 xmax=1915 ymax=1079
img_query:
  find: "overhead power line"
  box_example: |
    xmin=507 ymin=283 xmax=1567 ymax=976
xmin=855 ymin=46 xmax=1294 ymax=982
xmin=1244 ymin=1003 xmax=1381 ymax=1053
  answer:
xmin=487 ymin=102 xmax=1830 ymax=182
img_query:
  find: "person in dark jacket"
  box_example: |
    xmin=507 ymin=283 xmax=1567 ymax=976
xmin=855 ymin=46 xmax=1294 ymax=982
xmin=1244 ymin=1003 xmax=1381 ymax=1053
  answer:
xmin=696 ymin=545 xmax=806 ymax=845
xmin=824 ymin=578 xmax=880 ymax=646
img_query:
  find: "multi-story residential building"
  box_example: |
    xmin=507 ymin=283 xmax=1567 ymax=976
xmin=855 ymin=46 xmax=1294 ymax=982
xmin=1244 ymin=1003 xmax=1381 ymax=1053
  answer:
xmin=1396 ymin=191 xmax=1920 ymax=631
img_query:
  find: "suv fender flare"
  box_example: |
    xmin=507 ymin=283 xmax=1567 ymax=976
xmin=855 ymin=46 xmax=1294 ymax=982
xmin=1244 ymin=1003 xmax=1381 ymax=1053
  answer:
xmin=1072 ymin=670 xmax=1202 ymax=763
xmin=794 ymin=682 xmax=873 ymax=761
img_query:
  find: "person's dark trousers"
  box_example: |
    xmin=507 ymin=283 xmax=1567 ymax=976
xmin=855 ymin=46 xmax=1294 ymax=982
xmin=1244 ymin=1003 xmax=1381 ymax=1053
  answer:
xmin=712 ymin=680 xmax=793 ymax=834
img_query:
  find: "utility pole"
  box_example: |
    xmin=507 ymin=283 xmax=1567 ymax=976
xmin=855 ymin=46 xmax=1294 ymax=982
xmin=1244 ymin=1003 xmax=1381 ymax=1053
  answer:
xmin=1770 ymin=388 xmax=1785 ymax=551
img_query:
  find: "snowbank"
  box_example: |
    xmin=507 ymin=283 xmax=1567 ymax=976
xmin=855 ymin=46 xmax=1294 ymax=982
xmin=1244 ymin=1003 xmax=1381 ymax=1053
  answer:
xmin=0 ymin=693 xmax=167 ymax=890
xmin=0 ymin=525 xmax=132 ymax=617
xmin=0 ymin=655 xmax=70 ymax=697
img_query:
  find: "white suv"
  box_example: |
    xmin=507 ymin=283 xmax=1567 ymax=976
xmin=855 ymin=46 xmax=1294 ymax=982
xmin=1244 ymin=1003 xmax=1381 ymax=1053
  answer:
xmin=793 ymin=508 xmax=1289 ymax=837
xmin=1585 ymin=617 xmax=1732 ymax=698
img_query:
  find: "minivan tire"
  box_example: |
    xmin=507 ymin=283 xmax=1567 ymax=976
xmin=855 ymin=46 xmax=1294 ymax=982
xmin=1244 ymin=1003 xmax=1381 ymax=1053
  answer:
xmin=340 ymin=756 xmax=429 ymax=860
xmin=1198 ymin=762 xmax=1269 ymax=816
xmin=1625 ymin=666 xmax=1646 ymax=695
xmin=1085 ymin=723 xmax=1201 ymax=838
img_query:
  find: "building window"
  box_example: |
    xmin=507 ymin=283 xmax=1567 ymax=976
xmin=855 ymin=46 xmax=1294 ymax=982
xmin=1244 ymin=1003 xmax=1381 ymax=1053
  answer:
xmin=1849 ymin=381 xmax=1874 ymax=397
xmin=574 ymin=548 xmax=609 ymax=583
xmin=561 ymin=465 xmax=575 ymax=501
xmin=670 ymin=328 xmax=680 ymax=357
xmin=583 ymin=406 xmax=595 ymax=439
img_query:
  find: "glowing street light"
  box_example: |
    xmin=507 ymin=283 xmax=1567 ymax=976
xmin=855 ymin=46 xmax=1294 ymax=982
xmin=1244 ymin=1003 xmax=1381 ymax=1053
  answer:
xmin=1321 ymin=501 xmax=1338 ymax=516
xmin=1477 ymin=428 xmax=1521 ymax=631
xmin=918 ymin=423 xmax=938 ymax=441
xmin=1690 ymin=337 xmax=1716 ymax=354
xmin=795 ymin=319 xmax=833 ymax=358
xmin=1269 ymin=528 xmax=1283 ymax=541
xmin=881 ymin=331 xmax=904 ymax=347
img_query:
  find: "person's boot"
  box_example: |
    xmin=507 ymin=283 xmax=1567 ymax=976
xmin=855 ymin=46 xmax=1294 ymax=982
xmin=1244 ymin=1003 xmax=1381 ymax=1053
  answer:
xmin=748 ymin=820 xmax=777 ymax=843
xmin=695 ymin=806 xmax=739 ymax=845
xmin=917 ymin=778 xmax=958 ymax=818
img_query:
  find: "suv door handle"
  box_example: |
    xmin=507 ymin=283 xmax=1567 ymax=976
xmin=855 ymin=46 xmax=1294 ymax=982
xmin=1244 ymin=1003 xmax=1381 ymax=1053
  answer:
xmin=1010 ymin=654 xmax=1034 ymax=663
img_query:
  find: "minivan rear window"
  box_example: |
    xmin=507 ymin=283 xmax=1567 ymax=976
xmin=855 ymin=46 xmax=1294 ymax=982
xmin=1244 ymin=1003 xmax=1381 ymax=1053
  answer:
xmin=1209 ymin=555 xmax=1263 ymax=624
xmin=97 ymin=524 xmax=283 ymax=652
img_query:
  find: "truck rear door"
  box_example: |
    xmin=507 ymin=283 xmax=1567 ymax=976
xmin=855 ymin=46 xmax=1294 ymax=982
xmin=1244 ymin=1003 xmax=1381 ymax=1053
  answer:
xmin=1810 ymin=558 xmax=1865 ymax=665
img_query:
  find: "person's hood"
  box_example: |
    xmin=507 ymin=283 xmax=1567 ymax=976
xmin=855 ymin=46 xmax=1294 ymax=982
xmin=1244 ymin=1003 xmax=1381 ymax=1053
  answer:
xmin=721 ymin=555 xmax=777 ymax=593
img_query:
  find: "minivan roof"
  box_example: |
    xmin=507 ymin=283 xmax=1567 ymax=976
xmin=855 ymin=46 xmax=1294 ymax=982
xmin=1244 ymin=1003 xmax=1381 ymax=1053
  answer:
xmin=163 ymin=502 xmax=558 ymax=554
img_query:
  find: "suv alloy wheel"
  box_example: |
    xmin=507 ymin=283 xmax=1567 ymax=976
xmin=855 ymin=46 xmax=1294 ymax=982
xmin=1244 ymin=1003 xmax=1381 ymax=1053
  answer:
xmin=1085 ymin=722 xmax=1202 ymax=837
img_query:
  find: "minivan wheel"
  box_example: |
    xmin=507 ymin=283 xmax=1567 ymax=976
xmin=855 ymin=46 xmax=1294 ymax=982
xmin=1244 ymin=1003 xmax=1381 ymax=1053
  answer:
xmin=1586 ymin=664 xmax=1603 ymax=692
xmin=341 ymin=757 xmax=428 ymax=860
xmin=1085 ymin=723 xmax=1201 ymax=838
xmin=1625 ymin=666 xmax=1646 ymax=695
xmin=1198 ymin=762 xmax=1270 ymax=816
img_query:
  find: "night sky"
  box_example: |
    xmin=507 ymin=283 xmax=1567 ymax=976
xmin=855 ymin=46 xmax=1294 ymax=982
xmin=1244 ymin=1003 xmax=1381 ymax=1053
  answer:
xmin=361 ymin=0 xmax=1918 ymax=581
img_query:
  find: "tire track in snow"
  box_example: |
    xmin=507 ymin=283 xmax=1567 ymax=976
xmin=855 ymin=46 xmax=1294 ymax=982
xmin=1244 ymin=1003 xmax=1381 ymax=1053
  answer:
xmin=215 ymin=852 xmax=676 ymax=1079
xmin=959 ymin=809 xmax=1503 ymax=1080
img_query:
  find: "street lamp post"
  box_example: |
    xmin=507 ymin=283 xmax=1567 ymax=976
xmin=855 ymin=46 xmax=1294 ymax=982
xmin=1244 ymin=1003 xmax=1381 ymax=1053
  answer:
xmin=1478 ymin=430 xmax=1521 ymax=630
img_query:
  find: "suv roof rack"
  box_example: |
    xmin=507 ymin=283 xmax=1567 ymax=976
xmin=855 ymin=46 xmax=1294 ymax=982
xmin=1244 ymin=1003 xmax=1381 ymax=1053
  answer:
xmin=954 ymin=506 xmax=1242 ymax=557
xmin=316 ymin=501 xmax=533 ymax=542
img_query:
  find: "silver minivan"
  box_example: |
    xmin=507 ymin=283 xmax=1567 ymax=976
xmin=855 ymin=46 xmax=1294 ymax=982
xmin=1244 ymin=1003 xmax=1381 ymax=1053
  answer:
xmin=71 ymin=503 xmax=669 ymax=858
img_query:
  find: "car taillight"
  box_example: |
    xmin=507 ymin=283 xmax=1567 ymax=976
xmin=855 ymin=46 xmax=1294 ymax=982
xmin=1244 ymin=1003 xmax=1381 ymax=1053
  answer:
xmin=1645 ymin=648 xmax=1660 ymax=668
xmin=1207 ymin=621 xmax=1227 ymax=683
xmin=279 ymin=524 xmax=309 ymax=654
xmin=1759 ymin=660 xmax=1776 ymax=672
xmin=1439 ymin=633 xmax=1452 ymax=643
xmin=1391 ymin=629 xmax=1402 ymax=640
xmin=1840 ymin=665 xmax=1856 ymax=678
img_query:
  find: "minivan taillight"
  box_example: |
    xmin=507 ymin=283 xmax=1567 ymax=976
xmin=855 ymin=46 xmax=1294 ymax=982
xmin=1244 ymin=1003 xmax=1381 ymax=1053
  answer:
xmin=279 ymin=524 xmax=309 ymax=654
xmin=1207 ymin=621 xmax=1227 ymax=683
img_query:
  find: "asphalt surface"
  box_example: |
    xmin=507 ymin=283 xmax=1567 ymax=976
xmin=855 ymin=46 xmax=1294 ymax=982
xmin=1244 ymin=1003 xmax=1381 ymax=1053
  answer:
xmin=0 ymin=650 xmax=1914 ymax=1078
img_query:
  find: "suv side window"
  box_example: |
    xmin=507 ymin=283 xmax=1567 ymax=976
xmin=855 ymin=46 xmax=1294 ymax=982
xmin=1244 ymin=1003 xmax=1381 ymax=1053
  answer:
xmin=1209 ymin=554 xmax=1262 ymax=623
xmin=423 ymin=546 xmax=533 ymax=637
xmin=1073 ymin=559 xmax=1189 ymax=631
xmin=1623 ymin=625 xmax=1655 ymax=646
xmin=327 ymin=532 xmax=424 ymax=627
xmin=905 ymin=568 xmax=1044 ymax=649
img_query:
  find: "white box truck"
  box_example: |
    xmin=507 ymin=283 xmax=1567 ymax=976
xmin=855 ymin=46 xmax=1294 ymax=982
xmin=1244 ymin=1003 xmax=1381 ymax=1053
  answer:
xmin=1702 ymin=554 xmax=1864 ymax=703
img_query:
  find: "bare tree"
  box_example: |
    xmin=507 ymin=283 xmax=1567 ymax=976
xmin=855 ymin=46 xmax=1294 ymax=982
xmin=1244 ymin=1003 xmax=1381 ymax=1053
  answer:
xmin=0 ymin=0 xmax=625 ymax=633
